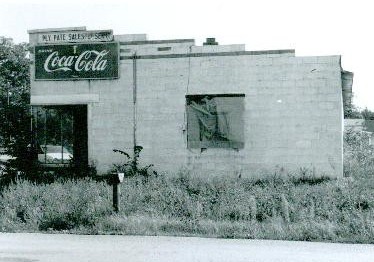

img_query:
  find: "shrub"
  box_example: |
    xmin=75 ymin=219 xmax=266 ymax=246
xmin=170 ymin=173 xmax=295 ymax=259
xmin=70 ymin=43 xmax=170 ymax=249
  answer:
xmin=112 ymin=146 xmax=156 ymax=178
xmin=0 ymin=179 xmax=112 ymax=232
xmin=344 ymin=128 xmax=374 ymax=178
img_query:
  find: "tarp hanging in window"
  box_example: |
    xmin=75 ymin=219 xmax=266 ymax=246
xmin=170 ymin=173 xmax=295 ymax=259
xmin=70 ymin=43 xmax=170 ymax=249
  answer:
xmin=187 ymin=95 xmax=244 ymax=149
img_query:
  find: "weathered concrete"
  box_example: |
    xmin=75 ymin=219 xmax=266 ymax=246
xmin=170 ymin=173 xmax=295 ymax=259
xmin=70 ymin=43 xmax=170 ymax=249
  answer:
xmin=29 ymin=28 xmax=348 ymax=177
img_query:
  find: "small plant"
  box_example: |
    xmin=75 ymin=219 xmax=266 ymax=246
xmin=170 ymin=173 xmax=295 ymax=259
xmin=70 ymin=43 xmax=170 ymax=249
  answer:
xmin=112 ymin=146 xmax=156 ymax=177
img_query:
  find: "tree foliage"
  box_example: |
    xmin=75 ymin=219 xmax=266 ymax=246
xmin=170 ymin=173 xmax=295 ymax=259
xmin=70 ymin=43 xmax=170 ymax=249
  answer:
xmin=361 ymin=108 xmax=374 ymax=120
xmin=344 ymin=104 xmax=362 ymax=119
xmin=345 ymin=104 xmax=374 ymax=120
xmin=0 ymin=40 xmax=37 ymax=183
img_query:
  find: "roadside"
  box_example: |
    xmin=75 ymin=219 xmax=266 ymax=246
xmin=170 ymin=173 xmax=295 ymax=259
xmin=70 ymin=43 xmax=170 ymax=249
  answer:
xmin=1 ymin=233 xmax=374 ymax=262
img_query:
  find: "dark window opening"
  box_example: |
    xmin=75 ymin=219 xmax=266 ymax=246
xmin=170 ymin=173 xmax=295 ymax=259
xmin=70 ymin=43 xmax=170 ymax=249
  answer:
xmin=120 ymin=48 xmax=132 ymax=53
xmin=31 ymin=105 xmax=87 ymax=172
xmin=186 ymin=94 xmax=245 ymax=149
xmin=157 ymin=47 xmax=172 ymax=51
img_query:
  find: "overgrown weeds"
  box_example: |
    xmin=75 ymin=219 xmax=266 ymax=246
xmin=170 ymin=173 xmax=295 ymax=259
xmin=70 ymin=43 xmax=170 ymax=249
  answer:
xmin=344 ymin=128 xmax=374 ymax=178
xmin=1 ymin=169 xmax=373 ymax=243
xmin=0 ymin=130 xmax=373 ymax=243
xmin=0 ymin=179 xmax=112 ymax=232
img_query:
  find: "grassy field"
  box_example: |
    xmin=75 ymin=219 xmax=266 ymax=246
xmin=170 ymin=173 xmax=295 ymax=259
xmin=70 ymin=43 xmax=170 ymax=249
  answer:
xmin=0 ymin=129 xmax=373 ymax=243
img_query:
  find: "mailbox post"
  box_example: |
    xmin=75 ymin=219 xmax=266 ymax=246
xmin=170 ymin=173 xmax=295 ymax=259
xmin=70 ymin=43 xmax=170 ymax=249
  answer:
xmin=112 ymin=173 xmax=124 ymax=212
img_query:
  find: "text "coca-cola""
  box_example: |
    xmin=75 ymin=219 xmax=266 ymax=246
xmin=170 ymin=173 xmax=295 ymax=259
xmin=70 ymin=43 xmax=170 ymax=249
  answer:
xmin=43 ymin=50 xmax=109 ymax=73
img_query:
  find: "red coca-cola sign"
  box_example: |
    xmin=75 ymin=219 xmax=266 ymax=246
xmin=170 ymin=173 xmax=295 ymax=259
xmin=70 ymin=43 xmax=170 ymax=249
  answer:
xmin=35 ymin=42 xmax=119 ymax=80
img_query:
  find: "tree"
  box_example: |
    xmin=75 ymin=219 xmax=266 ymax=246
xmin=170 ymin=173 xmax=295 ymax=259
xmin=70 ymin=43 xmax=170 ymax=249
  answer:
xmin=361 ymin=108 xmax=374 ymax=120
xmin=0 ymin=39 xmax=37 ymax=183
xmin=344 ymin=102 xmax=374 ymax=120
xmin=344 ymin=103 xmax=362 ymax=119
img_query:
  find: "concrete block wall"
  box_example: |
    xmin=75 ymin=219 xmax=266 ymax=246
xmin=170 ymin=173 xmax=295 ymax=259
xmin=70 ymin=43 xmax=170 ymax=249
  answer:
xmin=29 ymin=29 xmax=344 ymax=177
xmin=87 ymin=63 xmax=135 ymax=172
xmin=191 ymin=44 xmax=245 ymax=53
xmin=119 ymin=41 xmax=194 ymax=56
xmin=134 ymin=54 xmax=343 ymax=177
xmin=29 ymin=65 xmax=135 ymax=173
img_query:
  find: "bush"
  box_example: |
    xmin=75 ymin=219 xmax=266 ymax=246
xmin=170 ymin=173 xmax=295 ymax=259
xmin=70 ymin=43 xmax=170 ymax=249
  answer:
xmin=0 ymin=179 xmax=112 ymax=232
xmin=344 ymin=128 xmax=374 ymax=178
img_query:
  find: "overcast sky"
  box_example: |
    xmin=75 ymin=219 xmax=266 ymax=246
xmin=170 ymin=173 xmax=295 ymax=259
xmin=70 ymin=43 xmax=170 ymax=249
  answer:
xmin=1 ymin=0 xmax=373 ymax=110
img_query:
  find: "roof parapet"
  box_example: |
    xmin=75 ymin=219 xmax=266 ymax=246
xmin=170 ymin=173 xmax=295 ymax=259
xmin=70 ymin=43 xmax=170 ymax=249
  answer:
xmin=27 ymin=26 xmax=86 ymax=34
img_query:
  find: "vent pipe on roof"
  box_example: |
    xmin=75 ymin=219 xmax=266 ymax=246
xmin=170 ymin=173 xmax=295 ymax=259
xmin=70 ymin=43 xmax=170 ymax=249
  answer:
xmin=203 ymin=38 xmax=218 ymax=45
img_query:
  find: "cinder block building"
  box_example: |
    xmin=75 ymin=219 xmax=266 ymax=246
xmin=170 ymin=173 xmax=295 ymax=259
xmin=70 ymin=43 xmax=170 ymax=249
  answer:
xmin=28 ymin=27 xmax=353 ymax=178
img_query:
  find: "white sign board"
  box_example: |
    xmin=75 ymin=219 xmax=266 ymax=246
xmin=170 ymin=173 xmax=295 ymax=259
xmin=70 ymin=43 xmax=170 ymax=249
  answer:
xmin=38 ymin=30 xmax=113 ymax=44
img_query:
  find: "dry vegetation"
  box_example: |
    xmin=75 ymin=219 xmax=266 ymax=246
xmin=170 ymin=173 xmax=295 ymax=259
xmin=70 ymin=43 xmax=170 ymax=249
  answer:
xmin=0 ymin=129 xmax=373 ymax=243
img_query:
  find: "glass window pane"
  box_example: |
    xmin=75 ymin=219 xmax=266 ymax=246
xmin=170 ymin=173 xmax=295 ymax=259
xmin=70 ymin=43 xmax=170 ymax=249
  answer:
xmin=33 ymin=106 xmax=74 ymax=166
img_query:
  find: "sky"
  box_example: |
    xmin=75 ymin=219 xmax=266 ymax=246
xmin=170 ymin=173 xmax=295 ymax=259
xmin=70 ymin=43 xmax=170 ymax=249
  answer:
xmin=1 ymin=0 xmax=373 ymax=110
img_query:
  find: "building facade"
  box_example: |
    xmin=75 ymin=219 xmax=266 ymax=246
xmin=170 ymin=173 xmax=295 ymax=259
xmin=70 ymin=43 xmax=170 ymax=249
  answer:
xmin=28 ymin=27 xmax=353 ymax=177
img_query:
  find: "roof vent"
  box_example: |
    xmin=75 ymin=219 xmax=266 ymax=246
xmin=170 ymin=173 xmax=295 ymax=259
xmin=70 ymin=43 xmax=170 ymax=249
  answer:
xmin=203 ymin=38 xmax=218 ymax=45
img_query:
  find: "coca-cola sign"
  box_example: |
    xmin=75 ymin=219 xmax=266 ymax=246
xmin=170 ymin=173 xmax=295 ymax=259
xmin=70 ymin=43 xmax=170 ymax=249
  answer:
xmin=34 ymin=42 xmax=119 ymax=80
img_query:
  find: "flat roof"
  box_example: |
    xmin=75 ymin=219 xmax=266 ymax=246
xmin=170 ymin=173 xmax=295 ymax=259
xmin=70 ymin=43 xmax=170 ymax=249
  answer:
xmin=120 ymin=39 xmax=195 ymax=45
xmin=119 ymin=49 xmax=296 ymax=60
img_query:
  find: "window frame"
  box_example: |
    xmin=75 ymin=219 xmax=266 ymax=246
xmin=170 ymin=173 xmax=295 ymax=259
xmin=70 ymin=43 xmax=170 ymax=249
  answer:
xmin=32 ymin=106 xmax=74 ymax=167
xmin=186 ymin=93 xmax=245 ymax=150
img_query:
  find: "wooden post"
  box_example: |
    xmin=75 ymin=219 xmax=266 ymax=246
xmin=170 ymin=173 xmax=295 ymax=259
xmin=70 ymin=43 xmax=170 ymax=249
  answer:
xmin=113 ymin=181 xmax=119 ymax=212
xmin=111 ymin=173 xmax=124 ymax=212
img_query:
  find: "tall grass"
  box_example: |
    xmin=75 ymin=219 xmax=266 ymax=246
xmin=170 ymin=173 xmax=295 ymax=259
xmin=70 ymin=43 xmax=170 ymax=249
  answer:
xmin=0 ymin=129 xmax=373 ymax=243
xmin=95 ymin=171 xmax=373 ymax=242
xmin=0 ymin=179 xmax=112 ymax=233
xmin=1 ymin=171 xmax=373 ymax=243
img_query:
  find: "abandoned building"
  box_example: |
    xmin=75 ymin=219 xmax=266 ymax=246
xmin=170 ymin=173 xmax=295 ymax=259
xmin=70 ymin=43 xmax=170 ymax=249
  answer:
xmin=28 ymin=27 xmax=353 ymax=177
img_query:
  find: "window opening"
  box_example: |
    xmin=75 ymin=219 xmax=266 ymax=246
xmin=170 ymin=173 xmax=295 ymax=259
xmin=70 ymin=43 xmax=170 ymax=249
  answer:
xmin=186 ymin=94 xmax=245 ymax=149
xmin=32 ymin=106 xmax=74 ymax=167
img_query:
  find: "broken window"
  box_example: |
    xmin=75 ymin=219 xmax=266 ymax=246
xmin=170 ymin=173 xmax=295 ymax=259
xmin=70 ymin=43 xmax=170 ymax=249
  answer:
xmin=186 ymin=94 xmax=245 ymax=149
